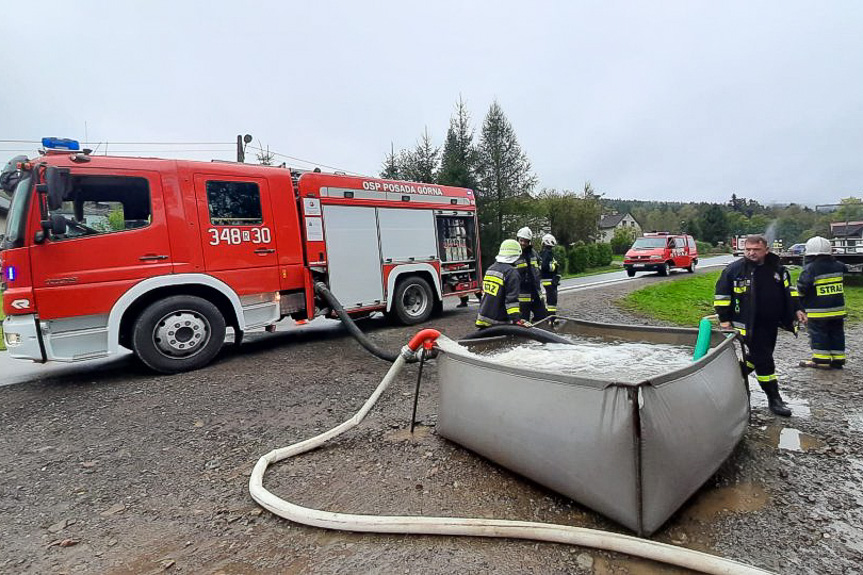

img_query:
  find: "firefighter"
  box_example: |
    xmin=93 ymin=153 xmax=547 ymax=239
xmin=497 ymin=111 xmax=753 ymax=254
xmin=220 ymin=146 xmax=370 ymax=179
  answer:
xmin=797 ymin=236 xmax=847 ymax=369
xmin=540 ymin=233 xmax=561 ymax=315
xmin=476 ymin=239 xmax=525 ymax=328
xmin=714 ymin=234 xmax=805 ymax=417
xmin=515 ymin=227 xmax=548 ymax=322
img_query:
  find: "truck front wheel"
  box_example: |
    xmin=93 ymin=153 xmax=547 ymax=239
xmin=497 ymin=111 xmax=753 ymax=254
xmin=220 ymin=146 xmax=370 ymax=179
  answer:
xmin=392 ymin=276 xmax=434 ymax=325
xmin=132 ymin=295 xmax=226 ymax=374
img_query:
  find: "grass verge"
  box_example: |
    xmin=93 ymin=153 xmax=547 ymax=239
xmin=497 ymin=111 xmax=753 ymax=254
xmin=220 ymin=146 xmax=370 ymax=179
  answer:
xmin=0 ymin=307 xmax=5 ymax=351
xmin=619 ymin=269 xmax=863 ymax=327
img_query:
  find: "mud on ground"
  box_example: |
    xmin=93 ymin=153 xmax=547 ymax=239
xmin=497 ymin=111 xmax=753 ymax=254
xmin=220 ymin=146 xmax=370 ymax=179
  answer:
xmin=1 ymin=274 xmax=862 ymax=574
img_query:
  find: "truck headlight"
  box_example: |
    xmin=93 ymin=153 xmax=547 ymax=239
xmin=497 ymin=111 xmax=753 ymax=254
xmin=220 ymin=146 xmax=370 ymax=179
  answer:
xmin=650 ymin=255 xmax=662 ymax=260
xmin=4 ymin=332 xmax=21 ymax=346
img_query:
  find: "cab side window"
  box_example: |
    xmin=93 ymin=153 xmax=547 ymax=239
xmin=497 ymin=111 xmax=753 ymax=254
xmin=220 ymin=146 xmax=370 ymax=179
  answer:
xmin=48 ymin=175 xmax=151 ymax=241
xmin=674 ymin=238 xmax=686 ymax=248
xmin=206 ymin=181 xmax=262 ymax=226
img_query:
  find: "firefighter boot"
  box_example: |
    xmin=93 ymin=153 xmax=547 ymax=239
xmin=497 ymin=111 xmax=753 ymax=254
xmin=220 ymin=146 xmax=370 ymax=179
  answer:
xmin=760 ymin=381 xmax=792 ymax=417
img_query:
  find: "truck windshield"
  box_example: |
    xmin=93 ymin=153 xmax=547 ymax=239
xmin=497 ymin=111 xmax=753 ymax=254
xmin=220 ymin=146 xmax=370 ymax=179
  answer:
xmin=632 ymin=237 xmax=667 ymax=249
xmin=1 ymin=175 xmax=32 ymax=250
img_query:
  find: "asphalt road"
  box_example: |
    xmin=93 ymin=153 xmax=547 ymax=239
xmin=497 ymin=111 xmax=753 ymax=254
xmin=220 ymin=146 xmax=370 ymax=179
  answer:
xmin=0 ymin=254 xmax=735 ymax=388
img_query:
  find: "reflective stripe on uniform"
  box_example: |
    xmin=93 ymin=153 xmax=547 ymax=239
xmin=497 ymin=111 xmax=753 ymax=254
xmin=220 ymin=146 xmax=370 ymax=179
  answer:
xmin=515 ymin=262 xmax=527 ymax=269
xmin=812 ymin=353 xmax=832 ymax=360
xmin=807 ymin=309 xmax=846 ymax=318
xmin=518 ymin=296 xmax=532 ymax=302
xmin=745 ymin=360 xmax=755 ymax=369
xmin=830 ymin=352 xmax=846 ymax=359
xmin=506 ymin=305 xmax=520 ymax=315
xmin=484 ymin=275 xmax=504 ymax=286
xmin=733 ymin=286 xmax=746 ymax=293
xmin=756 ymin=373 xmax=778 ymax=383
xmin=541 ymin=280 xmax=552 ymax=287
xmin=546 ymin=306 xmax=557 ymax=312
xmin=813 ymin=275 xmax=843 ymax=285
xmin=714 ymin=299 xmax=731 ymax=307
xmin=789 ymin=289 xmax=799 ymax=297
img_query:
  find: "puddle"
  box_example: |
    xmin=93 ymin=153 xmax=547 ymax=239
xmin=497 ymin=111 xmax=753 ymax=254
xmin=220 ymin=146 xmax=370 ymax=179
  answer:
xmin=383 ymin=425 xmax=432 ymax=442
xmin=681 ymin=482 xmax=769 ymax=519
xmin=748 ymin=376 xmax=810 ymax=419
xmin=763 ymin=426 xmax=824 ymax=452
xmin=846 ymin=410 xmax=863 ymax=432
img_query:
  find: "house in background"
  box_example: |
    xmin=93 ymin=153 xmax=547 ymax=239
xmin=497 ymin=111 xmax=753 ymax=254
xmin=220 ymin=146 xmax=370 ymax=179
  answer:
xmin=598 ymin=212 xmax=642 ymax=242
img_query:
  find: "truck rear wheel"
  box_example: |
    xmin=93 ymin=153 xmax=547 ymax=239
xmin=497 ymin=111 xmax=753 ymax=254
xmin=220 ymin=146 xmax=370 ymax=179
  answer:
xmin=132 ymin=295 xmax=226 ymax=374
xmin=658 ymin=262 xmax=670 ymax=276
xmin=626 ymin=267 xmax=636 ymax=277
xmin=392 ymin=276 xmax=434 ymax=325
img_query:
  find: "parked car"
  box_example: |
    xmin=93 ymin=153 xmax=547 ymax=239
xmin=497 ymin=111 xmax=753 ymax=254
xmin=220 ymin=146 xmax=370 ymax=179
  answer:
xmin=788 ymin=243 xmax=806 ymax=255
xmin=623 ymin=233 xmax=698 ymax=277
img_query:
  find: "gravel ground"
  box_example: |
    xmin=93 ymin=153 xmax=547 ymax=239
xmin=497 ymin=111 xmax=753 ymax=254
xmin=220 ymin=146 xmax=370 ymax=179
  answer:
xmin=1 ymin=271 xmax=862 ymax=575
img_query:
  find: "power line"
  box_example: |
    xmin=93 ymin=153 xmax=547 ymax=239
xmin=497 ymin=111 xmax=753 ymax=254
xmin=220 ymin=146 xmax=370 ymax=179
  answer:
xmin=0 ymin=139 xmax=234 ymax=146
xmin=245 ymin=144 xmax=366 ymax=176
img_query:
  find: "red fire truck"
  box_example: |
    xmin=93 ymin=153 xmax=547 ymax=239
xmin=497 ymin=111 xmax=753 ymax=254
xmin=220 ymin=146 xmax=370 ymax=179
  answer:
xmin=0 ymin=139 xmax=481 ymax=373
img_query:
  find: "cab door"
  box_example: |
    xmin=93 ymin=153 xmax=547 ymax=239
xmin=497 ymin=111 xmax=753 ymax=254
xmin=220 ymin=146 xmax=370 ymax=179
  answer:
xmin=30 ymin=169 xmax=172 ymax=320
xmin=193 ymin=175 xmax=280 ymax=294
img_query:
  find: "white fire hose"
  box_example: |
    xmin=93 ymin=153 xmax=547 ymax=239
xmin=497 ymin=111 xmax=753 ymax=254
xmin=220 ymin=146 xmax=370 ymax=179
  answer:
xmin=249 ymin=330 xmax=774 ymax=575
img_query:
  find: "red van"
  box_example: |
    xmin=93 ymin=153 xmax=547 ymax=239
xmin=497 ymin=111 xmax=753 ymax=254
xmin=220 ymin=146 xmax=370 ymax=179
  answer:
xmin=623 ymin=233 xmax=698 ymax=277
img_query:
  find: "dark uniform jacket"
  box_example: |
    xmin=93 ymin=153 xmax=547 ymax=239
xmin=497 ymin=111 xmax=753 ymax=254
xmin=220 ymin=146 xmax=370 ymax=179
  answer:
xmin=539 ymin=246 xmax=560 ymax=287
xmin=714 ymin=252 xmax=801 ymax=338
xmin=514 ymin=248 xmax=542 ymax=304
xmin=476 ymin=261 xmax=521 ymax=327
xmin=797 ymin=256 xmax=847 ymax=319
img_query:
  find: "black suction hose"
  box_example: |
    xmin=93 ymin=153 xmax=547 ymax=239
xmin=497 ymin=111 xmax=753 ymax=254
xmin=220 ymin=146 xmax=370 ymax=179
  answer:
xmin=314 ymin=282 xmax=404 ymax=363
xmin=460 ymin=324 xmax=575 ymax=345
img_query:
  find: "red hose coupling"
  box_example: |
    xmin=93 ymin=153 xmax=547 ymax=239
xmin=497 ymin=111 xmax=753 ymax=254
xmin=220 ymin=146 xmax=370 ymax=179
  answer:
xmin=407 ymin=329 xmax=441 ymax=352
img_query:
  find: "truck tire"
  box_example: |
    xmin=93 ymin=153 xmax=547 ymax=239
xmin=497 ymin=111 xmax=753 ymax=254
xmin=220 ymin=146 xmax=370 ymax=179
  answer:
xmin=392 ymin=276 xmax=434 ymax=325
xmin=687 ymin=259 xmax=697 ymax=273
xmin=626 ymin=267 xmax=636 ymax=277
xmin=658 ymin=262 xmax=670 ymax=276
xmin=132 ymin=295 xmax=226 ymax=374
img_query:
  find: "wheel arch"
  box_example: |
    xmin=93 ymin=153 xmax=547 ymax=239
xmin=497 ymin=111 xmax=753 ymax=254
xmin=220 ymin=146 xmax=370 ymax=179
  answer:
xmin=385 ymin=264 xmax=442 ymax=312
xmin=109 ymin=274 xmax=243 ymax=354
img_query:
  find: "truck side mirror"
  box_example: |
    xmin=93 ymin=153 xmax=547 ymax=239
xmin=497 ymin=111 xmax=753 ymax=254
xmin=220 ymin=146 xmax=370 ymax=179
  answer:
xmin=40 ymin=213 xmax=67 ymax=237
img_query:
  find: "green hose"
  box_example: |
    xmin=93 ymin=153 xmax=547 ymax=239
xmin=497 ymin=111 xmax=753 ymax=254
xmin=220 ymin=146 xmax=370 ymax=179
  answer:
xmin=692 ymin=317 xmax=712 ymax=361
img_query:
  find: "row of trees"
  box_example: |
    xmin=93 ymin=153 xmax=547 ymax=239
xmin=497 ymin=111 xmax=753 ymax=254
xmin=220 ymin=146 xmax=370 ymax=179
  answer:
xmin=380 ymin=98 xmax=862 ymax=266
xmin=381 ymin=98 xmax=603 ymax=268
xmin=606 ymin=197 xmax=863 ymax=247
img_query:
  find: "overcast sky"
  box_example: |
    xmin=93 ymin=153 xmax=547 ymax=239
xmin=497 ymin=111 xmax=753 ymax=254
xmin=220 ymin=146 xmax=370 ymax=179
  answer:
xmin=2 ymin=1 xmax=861 ymax=205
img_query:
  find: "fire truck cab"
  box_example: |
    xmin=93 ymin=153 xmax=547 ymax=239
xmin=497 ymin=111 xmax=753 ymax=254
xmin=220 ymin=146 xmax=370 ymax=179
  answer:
xmin=0 ymin=140 xmax=480 ymax=373
xmin=623 ymin=232 xmax=698 ymax=277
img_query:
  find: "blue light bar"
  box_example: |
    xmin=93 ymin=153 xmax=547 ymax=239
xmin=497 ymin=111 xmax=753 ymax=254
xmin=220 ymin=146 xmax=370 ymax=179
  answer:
xmin=41 ymin=137 xmax=80 ymax=151
xmin=5 ymin=265 xmax=15 ymax=282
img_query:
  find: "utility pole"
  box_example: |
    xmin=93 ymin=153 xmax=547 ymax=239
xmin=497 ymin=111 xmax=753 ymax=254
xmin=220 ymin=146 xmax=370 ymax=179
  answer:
xmin=236 ymin=134 xmax=252 ymax=163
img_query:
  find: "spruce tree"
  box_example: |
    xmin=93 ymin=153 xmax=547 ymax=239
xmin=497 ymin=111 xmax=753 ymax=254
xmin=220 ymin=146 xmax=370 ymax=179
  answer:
xmin=400 ymin=128 xmax=440 ymax=184
xmin=475 ymin=100 xmax=538 ymax=265
xmin=438 ymin=96 xmax=478 ymax=189
xmin=380 ymin=143 xmax=401 ymax=180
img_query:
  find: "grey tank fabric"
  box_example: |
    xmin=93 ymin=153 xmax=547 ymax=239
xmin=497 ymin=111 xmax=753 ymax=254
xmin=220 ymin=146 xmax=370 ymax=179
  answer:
xmin=440 ymin=316 xmax=748 ymax=535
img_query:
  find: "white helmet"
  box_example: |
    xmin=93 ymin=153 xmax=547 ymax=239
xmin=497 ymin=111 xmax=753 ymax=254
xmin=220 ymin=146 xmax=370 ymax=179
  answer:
xmin=542 ymin=233 xmax=557 ymax=246
xmin=805 ymin=236 xmax=832 ymax=256
xmin=516 ymin=227 xmax=533 ymax=241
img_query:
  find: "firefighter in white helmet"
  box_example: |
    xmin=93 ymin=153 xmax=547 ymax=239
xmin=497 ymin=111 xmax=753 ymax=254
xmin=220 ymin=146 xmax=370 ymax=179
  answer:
xmin=539 ymin=234 xmax=561 ymax=315
xmin=476 ymin=239 xmax=526 ymax=328
xmin=797 ymin=236 xmax=847 ymax=369
xmin=514 ymin=227 xmax=547 ymax=322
